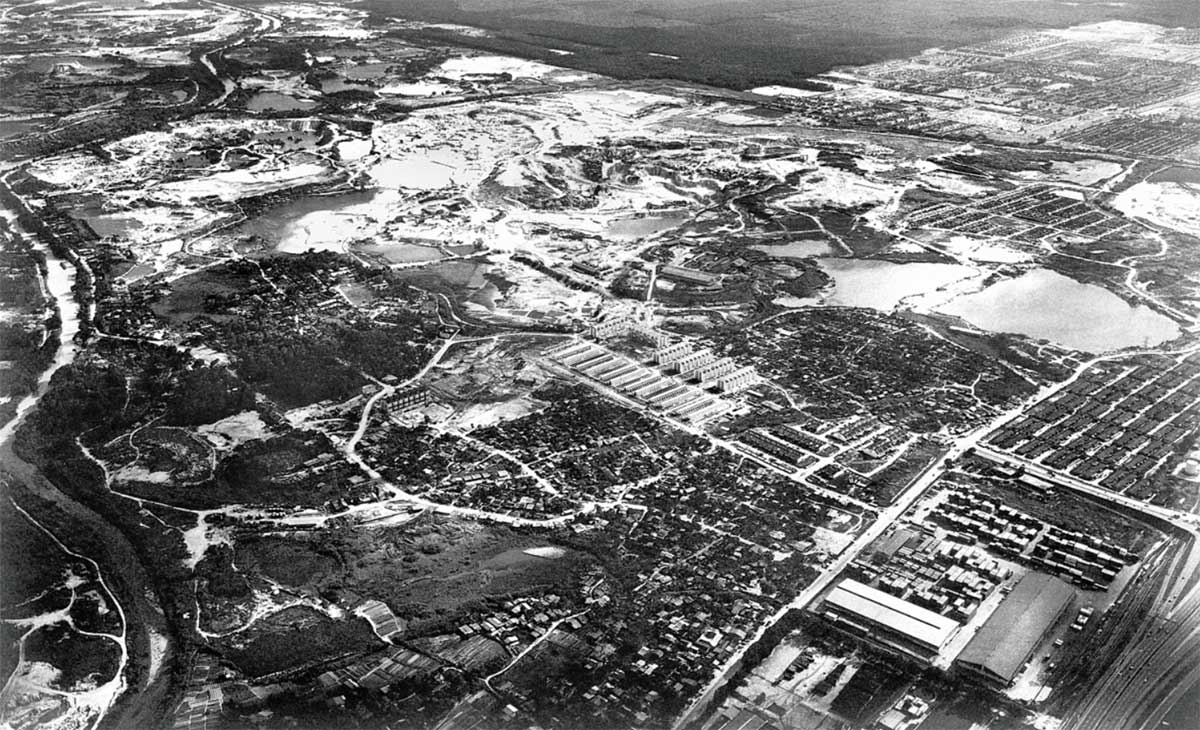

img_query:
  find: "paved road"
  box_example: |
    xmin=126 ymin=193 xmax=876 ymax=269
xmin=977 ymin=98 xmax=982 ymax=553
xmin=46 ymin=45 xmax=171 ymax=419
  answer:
xmin=670 ymin=386 xmax=1048 ymax=730
xmin=672 ymin=337 xmax=1200 ymax=730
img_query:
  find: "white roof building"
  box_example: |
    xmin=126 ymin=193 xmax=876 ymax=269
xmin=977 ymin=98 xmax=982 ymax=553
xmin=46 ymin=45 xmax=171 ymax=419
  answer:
xmin=822 ymin=578 xmax=960 ymax=656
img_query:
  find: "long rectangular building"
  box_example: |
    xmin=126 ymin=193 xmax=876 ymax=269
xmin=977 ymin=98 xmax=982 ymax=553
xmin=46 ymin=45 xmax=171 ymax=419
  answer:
xmin=955 ymin=572 xmax=1074 ymax=687
xmin=821 ymin=579 xmax=960 ymax=659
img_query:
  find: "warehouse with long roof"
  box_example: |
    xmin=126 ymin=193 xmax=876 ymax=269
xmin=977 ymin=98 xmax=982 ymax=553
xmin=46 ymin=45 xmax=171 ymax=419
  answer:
xmin=955 ymin=572 xmax=1075 ymax=686
xmin=820 ymin=578 xmax=961 ymax=660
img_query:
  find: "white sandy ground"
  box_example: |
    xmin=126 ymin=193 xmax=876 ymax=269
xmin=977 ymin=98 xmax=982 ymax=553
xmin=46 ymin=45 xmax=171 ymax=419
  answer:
xmin=1048 ymin=159 xmax=1126 ymax=186
xmin=523 ymin=546 xmax=566 ymax=559
xmin=11 ymin=662 xmax=62 ymax=690
xmin=196 ymin=411 xmax=271 ymax=450
xmin=1013 ymin=160 xmax=1128 ymax=187
xmin=1029 ymin=714 xmax=1064 ymax=730
xmin=26 ymin=118 xmax=333 ymax=193
xmin=336 ymin=138 xmax=372 ymax=160
xmin=87 ymin=206 xmax=223 ymax=268
xmin=112 ymin=466 xmax=173 ymax=484
xmin=67 ymin=46 xmax=193 ymax=65
xmin=1048 ymin=20 xmax=1164 ymax=44
xmin=389 ymin=19 xmax=492 ymax=38
xmin=435 ymin=55 xmax=563 ymax=80
xmin=240 ymin=72 xmax=316 ymax=98
xmin=146 ymin=627 xmax=169 ymax=682
xmin=918 ymin=170 xmax=997 ymax=197
xmin=810 ymin=526 xmax=854 ymax=556
xmin=779 ymin=165 xmax=900 ymax=209
xmin=260 ymin=2 xmax=378 ymax=38
xmin=152 ymin=162 xmax=332 ymax=203
xmin=445 ymin=397 xmax=546 ymax=431
xmin=25 ymin=30 xmax=1184 ymax=350
xmin=750 ymin=85 xmax=821 ymax=98
xmin=378 ymin=81 xmax=460 ymax=97
xmin=182 ymin=514 xmax=230 ymax=571
xmin=1111 ymin=181 xmax=1200 ymax=238
xmin=938 ymin=235 xmax=1033 ymax=264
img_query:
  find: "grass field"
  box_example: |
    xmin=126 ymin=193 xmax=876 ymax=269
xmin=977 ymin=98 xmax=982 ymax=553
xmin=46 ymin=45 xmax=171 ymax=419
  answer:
xmin=236 ymin=515 xmax=596 ymax=635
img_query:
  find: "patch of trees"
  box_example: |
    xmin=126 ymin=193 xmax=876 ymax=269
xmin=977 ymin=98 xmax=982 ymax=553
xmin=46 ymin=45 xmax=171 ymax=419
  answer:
xmin=0 ymin=322 xmax=56 ymax=394
xmin=23 ymin=623 xmax=121 ymax=691
xmin=225 ymin=319 xmax=433 ymax=411
xmin=162 ymin=365 xmax=256 ymax=427
xmin=228 ymin=323 xmax=378 ymax=408
xmin=195 ymin=544 xmax=251 ymax=599
xmin=222 ymin=608 xmax=380 ymax=679
xmin=215 ymin=433 xmax=321 ymax=495
xmin=19 ymin=360 xmax=131 ymax=452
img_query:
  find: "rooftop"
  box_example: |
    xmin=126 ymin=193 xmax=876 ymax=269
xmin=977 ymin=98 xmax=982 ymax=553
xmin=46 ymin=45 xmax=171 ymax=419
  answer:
xmin=956 ymin=572 xmax=1075 ymax=684
xmin=825 ymin=578 xmax=961 ymax=650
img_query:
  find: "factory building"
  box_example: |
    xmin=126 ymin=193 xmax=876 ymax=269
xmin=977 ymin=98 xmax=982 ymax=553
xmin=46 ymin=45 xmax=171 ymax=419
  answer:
xmin=658 ymin=264 xmax=720 ymax=287
xmin=547 ymin=342 xmax=736 ymax=425
xmin=820 ymin=579 xmax=961 ymax=661
xmin=955 ymin=572 xmax=1075 ymax=687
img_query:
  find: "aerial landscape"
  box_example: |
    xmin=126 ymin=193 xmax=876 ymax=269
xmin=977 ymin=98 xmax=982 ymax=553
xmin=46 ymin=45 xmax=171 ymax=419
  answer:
xmin=0 ymin=0 xmax=1197 ymax=729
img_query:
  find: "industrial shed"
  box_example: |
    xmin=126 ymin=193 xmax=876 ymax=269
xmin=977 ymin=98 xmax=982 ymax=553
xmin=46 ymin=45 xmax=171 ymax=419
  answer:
xmin=821 ymin=579 xmax=961 ymax=659
xmin=955 ymin=572 xmax=1075 ymax=686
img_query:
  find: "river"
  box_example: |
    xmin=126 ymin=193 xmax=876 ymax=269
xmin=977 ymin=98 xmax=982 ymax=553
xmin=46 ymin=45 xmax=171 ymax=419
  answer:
xmin=0 ymin=211 xmax=137 ymax=730
xmin=0 ymin=216 xmax=81 ymax=446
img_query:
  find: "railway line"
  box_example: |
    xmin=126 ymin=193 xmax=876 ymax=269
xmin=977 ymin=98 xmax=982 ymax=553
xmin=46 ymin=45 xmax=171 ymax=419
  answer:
xmin=972 ymin=447 xmax=1200 ymax=730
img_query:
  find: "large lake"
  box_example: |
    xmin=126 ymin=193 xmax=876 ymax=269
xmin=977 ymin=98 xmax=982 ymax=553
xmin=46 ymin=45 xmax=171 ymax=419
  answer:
xmin=938 ymin=268 xmax=1180 ymax=353
xmin=606 ymin=212 xmax=689 ymax=241
xmin=238 ymin=190 xmax=379 ymax=252
xmin=753 ymin=239 xmax=834 ymax=258
xmin=245 ymin=92 xmax=318 ymax=113
xmin=817 ymin=257 xmax=975 ymax=310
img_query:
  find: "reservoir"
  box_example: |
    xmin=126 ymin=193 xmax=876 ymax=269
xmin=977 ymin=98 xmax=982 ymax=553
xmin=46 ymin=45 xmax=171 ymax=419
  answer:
xmin=245 ymin=92 xmax=318 ymax=113
xmin=938 ymin=268 xmax=1180 ymax=353
xmin=753 ymin=239 xmax=834 ymax=258
xmin=81 ymin=212 xmax=143 ymax=239
xmin=606 ymin=212 xmax=689 ymax=241
xmin=238 ymin=190 xmax=380 ymax=253
xmin=319 ymin=77 xmax=373 ymax=94
xmin=816 ymin=257 xmax=975 ymax=311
